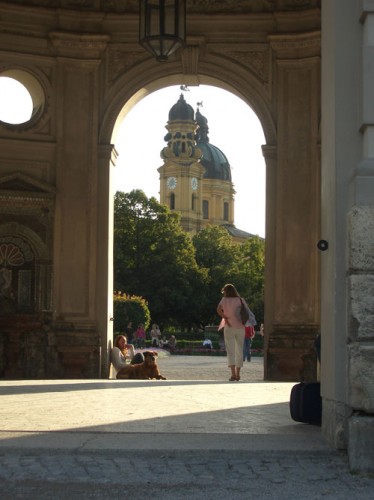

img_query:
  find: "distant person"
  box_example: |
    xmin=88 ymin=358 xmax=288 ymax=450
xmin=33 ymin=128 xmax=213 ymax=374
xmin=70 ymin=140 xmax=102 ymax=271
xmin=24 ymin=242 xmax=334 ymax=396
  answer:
xmin=154 ymin=324 xmax=161 ymax=341
xmin=243 ymin=325 xmax=255 ymax=362
xmin=203 ymin=339 xmax=213 ymax=349
xmin=168 ymin=335 xmax=177 ymax=351
xmin=125 ymin=321 xmax=134 ymax=343
xmin=135 ymin=324 xmax=146 ymax=348
xmin=217 ymin=283 xmax=254 ymax=382
xmin=110 ymin=335 xmax=144 ymax=378
xmin=160 ymin=335 xmax=169 ymax=349
xmin=150 ymin=324 xmax=161 ymax=347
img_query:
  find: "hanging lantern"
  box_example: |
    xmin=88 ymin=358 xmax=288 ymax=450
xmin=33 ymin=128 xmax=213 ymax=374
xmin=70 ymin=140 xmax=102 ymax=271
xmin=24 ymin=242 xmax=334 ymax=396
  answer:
xmin=139 ymin=0 xmax=186 ymax=62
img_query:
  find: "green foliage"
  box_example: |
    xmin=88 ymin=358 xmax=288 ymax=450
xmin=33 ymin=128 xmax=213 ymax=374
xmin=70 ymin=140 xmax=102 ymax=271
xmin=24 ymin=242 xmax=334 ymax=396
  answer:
xmin=113 ymin=190 xmax=265 ymax=331
xmin=192 ymin=226 xmax=265 ymax=327
xmin=163 ymin=330 xmax=205 ymax=341
xmin=251 ymin=334 xmax=264 ymax=351
xmin=174 ymin=340 xmax=221 ymax=349
xmin=113 ymin=292 xmax=151 ymax=333
xmin=114 ymin=190 xmax=207 ymax=329
xmin=192 ymin=225 xmax=241 ymax=327
xmin=233 ymin=235 xmax=265 ymax=325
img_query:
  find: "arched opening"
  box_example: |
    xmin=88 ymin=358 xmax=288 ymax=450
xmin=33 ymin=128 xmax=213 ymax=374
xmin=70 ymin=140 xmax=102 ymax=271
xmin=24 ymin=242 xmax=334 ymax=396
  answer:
xmin=113 ymin=85 xmax=266 ymax=238
xmin=110 ymin=82 xmax=267 ymax=378
xmin=101 ymin=52 xmax=319 ymax=382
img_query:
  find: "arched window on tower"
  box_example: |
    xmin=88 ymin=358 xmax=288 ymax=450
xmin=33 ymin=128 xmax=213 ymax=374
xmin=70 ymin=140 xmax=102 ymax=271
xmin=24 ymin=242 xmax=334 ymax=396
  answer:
xmin=203 ymin=200 xmax=209 ymax=219
xmin=170 ymin=193 xmax=175 ymax=210
xmin=224 ymin=202 xmax=229 ymax=221
xmin=192 ymin=194 xmax=196 ymax=211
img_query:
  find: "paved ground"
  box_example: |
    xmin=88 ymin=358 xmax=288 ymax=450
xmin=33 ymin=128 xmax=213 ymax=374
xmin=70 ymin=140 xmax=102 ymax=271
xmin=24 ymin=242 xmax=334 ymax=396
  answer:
xmin=0 ymin=354 xmax=373 ymax=499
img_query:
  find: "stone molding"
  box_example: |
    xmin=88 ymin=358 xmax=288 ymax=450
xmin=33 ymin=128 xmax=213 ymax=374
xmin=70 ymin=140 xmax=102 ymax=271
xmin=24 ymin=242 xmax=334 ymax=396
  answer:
xmin=261 ymin=144 xmax=277 ymax=160
xmin=269 ymin=31 xmax=321 ymax=58
xmin=5 ymin=0 xmax=320 ymax=14
xmin=49 ymin=31 xmax=110 ymax=59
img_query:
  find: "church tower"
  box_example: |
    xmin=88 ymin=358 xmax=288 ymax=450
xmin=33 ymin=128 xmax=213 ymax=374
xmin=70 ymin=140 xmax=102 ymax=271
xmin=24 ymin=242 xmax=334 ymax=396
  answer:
xmin=159 ymin=93 xmax=243 ymax=239
xmin=195 ymin=107 xmax=236 ymax=230
xmin=158 ymin=94 xmax=204 ymax=234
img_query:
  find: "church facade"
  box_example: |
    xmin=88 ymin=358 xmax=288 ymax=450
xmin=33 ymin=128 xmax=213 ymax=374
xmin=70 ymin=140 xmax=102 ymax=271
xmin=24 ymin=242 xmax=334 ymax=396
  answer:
xmin=0 ymin=1 xmax=373 ymax=471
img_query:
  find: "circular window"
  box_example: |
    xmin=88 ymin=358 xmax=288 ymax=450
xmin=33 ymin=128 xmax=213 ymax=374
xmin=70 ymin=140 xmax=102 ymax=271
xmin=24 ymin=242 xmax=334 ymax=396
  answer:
xmin=0 ymin=69 xmax=45 ymax=125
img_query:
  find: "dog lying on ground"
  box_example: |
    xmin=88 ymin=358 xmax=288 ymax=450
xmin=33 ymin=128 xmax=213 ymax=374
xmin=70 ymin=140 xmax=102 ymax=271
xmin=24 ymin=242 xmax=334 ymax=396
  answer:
xmin=116 ymin=351 xmax=167 ymax=380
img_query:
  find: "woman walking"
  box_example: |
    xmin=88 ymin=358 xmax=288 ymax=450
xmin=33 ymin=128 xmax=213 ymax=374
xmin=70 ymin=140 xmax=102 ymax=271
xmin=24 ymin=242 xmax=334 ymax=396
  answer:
xmin=217 ymin=283 xmax=253 ymax=381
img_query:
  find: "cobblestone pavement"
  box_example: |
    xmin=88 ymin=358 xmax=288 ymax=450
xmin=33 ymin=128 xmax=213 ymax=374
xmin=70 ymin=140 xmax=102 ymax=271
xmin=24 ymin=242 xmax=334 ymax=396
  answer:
xmin=0 ymin=449 xmax=373 ymax=499
xmin=0 ymin=356 xmax=373 ymax=498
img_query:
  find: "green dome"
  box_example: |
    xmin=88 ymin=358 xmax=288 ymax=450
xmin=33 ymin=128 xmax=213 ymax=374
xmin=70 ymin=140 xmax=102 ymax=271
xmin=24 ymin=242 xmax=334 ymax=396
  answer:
xmin=195 ymin=108 xmax=232 ymax=182
xmin=168 ymin=94 xmax=194 ymax=121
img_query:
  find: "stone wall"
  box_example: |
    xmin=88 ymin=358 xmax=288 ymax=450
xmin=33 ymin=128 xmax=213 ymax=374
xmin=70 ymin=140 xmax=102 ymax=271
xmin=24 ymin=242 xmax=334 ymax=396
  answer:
xmin=0 ymin=315 xmax=101 ymax=378
xmin=347 ymin=206 xmax=374 ymax=471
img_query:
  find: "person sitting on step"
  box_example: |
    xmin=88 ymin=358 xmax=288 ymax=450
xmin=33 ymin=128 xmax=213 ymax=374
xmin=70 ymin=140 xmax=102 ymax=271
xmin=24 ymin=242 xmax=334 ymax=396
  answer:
xmin=110 ymin=334 xmax=144 ymax=378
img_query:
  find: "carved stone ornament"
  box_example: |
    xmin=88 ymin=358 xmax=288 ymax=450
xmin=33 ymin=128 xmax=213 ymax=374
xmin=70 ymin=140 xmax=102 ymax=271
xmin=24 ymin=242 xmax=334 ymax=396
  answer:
xmin=108 ymin=49 xmax=148 ymax=83
xmin=220 ymin=48 xmax=269 ymax=83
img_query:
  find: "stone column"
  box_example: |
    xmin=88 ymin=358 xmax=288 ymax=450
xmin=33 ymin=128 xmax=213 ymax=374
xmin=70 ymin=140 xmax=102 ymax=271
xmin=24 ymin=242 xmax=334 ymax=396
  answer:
xmin=321 ymin=0 xmax=374 ymax=471
xmin=48 ymin=33 xmax=109 ymax=377
xmin=346 ymin=3 xmax=374 ymax=472
xmin=264 ymin=33 xmax=321 ymax=381
xmin=97 ymin=144 xmax=117 ymax=378
xmin=262 ymin=144 xmax=276 ymax=378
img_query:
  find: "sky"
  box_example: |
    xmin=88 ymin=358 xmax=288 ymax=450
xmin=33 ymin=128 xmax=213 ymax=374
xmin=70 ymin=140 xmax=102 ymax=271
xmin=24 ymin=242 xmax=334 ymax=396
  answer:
xmin=114 ymin=85 xmax=266 ymax=237
xmin=0 ymin=79 xmax=266 ymax=237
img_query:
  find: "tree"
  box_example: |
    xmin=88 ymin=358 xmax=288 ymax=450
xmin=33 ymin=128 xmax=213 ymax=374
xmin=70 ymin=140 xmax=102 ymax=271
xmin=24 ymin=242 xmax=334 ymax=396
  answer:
xmin=192 ymin=225 xmax=241 ymax=326
xmin=233 ymin=236 xmax=265 ymax=325
xmin=114 ymin=191 xmax=265 ymax=330
xmin=192 ymin=226 xmax=265 ymax=327
xmin=114 ymin=190 xmax=207 ymax=329
xmin=113 ymin=292 xmax=150 ymax=334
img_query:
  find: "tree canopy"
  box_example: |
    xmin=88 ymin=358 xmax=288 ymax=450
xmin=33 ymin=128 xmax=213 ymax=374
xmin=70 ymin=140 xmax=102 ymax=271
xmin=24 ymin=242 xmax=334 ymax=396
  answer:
xmin=192 ymin=226 xmax=265 ymax=326
xmin=114 ymin=190 xmax=264 ymax=330
xmin=114 ymin=190 xmax=207 ymax=329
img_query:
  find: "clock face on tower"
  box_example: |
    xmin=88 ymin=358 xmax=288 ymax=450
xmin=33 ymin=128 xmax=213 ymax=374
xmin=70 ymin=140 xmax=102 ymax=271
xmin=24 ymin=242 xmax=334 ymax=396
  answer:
xmin=167 ymin=176 xmax=177 ymax=190
xmin=191 ymin=177 xmax=198 ymax=190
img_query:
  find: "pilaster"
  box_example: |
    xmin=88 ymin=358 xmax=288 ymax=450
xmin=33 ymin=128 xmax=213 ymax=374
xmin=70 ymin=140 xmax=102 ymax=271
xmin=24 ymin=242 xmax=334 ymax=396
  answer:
xmin=48 ymin=32 xmax=109 ymax=377
xmin=51 ymin=32 xmax=107 ymax=326
xmin=264 ymin=32 xmax=321 ymax=381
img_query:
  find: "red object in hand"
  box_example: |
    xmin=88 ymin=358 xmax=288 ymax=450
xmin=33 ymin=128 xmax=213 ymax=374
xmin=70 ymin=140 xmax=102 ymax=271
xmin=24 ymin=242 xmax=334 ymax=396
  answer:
xmin=245 ymin=326 xmax=255 ymax=339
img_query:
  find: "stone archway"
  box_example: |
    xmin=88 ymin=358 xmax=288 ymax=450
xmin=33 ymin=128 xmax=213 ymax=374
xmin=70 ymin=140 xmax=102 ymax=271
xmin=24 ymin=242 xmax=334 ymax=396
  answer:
xmin=0 ymin=1 xmax=321 ymax=383
xmin=101 ymin=38 xmax=320 ymax=383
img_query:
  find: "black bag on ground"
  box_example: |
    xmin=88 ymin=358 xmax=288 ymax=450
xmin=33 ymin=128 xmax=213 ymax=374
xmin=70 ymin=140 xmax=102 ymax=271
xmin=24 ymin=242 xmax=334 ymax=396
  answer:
xmin=289 ymin=382 xmax=322 ymax=426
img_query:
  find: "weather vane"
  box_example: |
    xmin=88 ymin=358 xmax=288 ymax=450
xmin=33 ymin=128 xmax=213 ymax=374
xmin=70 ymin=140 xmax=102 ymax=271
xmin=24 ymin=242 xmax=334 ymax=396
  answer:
xmin=180 ymin=85 xmax=189 ymax=92
xmin=197 ymin=101 xmax=203 ymax=108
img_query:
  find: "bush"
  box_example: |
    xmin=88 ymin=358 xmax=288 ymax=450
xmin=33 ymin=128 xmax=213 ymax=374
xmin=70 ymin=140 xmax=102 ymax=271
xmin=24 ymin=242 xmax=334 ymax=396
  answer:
xmin=251 ymin=334 xmax=264 ymax=351
xmin=175 ymin=340 xmax=220 ymax=349
xmin=163 ymin=331 xmax=205 ymax=342
xmin=172 ymin=348 xmax=226 ymax=356
xmin=204 ymin=332 xmax=220 ymax=343
xmin=113 ymin=292 xmax=151 ymax=333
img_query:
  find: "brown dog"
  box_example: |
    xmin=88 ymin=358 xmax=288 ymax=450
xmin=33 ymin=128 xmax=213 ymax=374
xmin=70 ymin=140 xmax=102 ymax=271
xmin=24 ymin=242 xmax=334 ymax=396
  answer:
xmin=116 ymin=351 xmax=166 ymax=380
